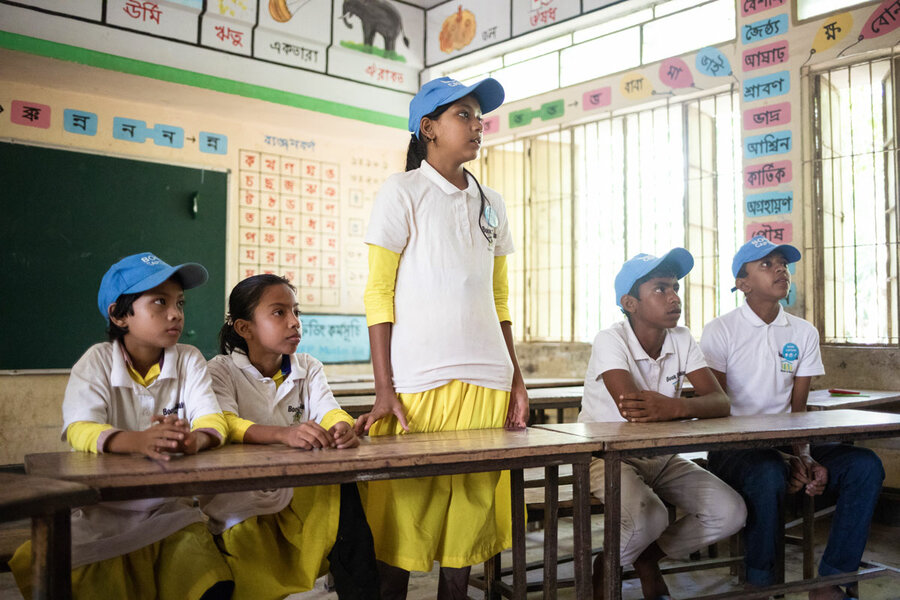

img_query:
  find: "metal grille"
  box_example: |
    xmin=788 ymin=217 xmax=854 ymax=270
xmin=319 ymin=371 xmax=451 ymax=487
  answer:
xmin=812 ymin=57 xmax=899 ymax=344
xmin=474 ymin=88 xmax=743 ymax=342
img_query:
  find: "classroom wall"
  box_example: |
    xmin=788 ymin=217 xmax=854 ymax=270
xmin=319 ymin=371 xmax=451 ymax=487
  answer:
xmin=0 ymin=47 xmax=399 ymax=463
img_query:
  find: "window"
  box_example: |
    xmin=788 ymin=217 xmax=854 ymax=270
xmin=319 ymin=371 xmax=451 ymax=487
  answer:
xmin=812 ymin=57 xmax=899 ymax=344
xmin=797 ymin=0 xmax=872 ymax=21
xmin=442 ymin=0 xmax=735 ymax=101
xmin=471 ymin=88 xmax=743 ymax=341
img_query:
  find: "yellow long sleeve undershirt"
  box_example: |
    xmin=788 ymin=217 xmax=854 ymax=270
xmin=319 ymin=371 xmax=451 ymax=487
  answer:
xmin=363 ymin=244 xmax=511 ymax=326
xmin=224 ymin=409 xmax=355 ymax=443
xmin=67 ymin=413 xmax=228 ymax=453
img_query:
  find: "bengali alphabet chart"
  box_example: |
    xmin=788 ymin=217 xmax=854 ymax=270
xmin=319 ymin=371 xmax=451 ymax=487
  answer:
xmin=238 ymin=149 xmax=341 ymax=308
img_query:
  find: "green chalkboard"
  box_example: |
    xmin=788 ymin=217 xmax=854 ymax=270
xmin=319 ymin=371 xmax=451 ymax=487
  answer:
xmin=0 ymin=142 xmax=227 ymax=370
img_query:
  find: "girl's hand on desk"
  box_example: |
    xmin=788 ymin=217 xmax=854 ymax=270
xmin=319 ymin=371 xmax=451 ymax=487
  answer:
xmin=354 ymin=391 xmax=409 ymax=435
xmin=107 ymin=418 xmax=185 ymax=461
xmin=505 ymin=376 xmax=529 ymax=429
xmin=284 ymin=421 xmax=335 ymax=450
xmin=330 ymin=421 xmax=360 ymax=449
xmin=617 ymin=391 xmax=683 ymax=422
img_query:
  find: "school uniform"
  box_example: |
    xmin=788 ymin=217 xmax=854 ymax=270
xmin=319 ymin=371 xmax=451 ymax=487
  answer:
xmin=578 ymin=321 xmax=746 ymax=566
xmin=362 ymin=160 xmax=515 ymax=572
xmin=701 ymin=302 xmax=884 ymax=586
xmin=9 ymin=340 xmax=232 ymax=600
xmin=203 ymin=350 xmax=376 ymax=600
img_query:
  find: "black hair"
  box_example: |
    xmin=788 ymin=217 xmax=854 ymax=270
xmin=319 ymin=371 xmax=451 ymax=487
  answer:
xmin=405 ymin=103 xmax=453 ymax=172
xmin=406 ymin=100 xmax=495 ymax=245
xmin=105 ymin=291 xmax=144 ymax=342
xmin=622 ymin=264 xmax=680 ymax=321
xmin=219 ymin=274 xmax=296 ymax=355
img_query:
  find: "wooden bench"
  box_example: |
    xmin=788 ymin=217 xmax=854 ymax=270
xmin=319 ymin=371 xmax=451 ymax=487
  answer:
xmin=0 ymin=473 xmax=99 ymax=600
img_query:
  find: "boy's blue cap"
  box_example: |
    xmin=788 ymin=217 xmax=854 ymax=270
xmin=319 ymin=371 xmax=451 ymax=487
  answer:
xmin=97 ymin=252 xmax=208 ymax=318
xmin=615 ymin=248 xmax=694 ymax=308
xmin=408 ymin=76 xmax=505 ymax=139
xmin=731 ymin=236 xmax=801 ymax=291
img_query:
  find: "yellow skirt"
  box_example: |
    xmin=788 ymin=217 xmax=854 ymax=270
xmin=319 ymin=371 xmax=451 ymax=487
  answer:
xmin=9 ymin=521 xmax=232 ymax=600
xmin=363 ymin=379 xmax=513 ymax=571
xmin=216 ymin=485 xmax=341 ymax=600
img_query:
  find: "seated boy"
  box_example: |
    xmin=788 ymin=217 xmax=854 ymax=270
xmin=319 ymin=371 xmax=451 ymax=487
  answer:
xmin=700 ymin=236 xmax=884 ymax=600
xmin=579 ymin=248 xmax=746 ymax=600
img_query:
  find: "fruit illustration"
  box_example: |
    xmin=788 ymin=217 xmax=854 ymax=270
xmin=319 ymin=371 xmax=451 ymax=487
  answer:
xmin=439 ymin=5 xmax=476 ymax=53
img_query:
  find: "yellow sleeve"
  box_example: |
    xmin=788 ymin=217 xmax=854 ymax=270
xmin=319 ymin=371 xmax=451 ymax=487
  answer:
xmin=192 ymin=413 xmax=229 ymax=447
xmin=66 ymin=421 xmax=113 ymax=453
xmin=364 ymin=244 xmax=401 ymax=326
xmin=223 ymin=411 xmax=256 ymax=444
xmin=494 ymin=255 xmax=512 ymax=323
xmin=320 ymin=408 xmax=355 ymax=431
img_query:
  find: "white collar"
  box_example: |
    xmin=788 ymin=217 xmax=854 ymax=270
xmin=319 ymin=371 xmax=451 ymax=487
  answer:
xmin=111 ymin=339 xmax=176 ymax=388
xmin=230 ymin=349 xmax=307 ymax=382
xmin=739 ymin=301 xmax=789 ymax=328
xmin=622 ymin=320 xmax=675 ymax=362
xmin=419 ymin=160 xmax=479 ymax=199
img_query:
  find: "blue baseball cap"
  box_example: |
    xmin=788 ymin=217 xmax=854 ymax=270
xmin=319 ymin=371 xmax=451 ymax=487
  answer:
xmin=97 ymin=252 xmax=208 ymax=318
xmin=615 ymin=248 xmax=694 ymax=308
xmin=408 ymin=76 xmax=505 ymax=139
xmin=731 ymin=236 xmax=801 ymax=291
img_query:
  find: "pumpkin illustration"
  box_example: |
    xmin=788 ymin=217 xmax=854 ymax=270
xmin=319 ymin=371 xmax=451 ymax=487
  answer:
xmin=269 ymin=0 xmax=292 ymax=23
xmin=439 ymin=6 xmax=476 ymax=53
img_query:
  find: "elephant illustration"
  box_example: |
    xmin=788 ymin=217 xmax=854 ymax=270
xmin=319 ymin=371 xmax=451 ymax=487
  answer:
xmin=340 ymin=0 xmax=409 ymax=53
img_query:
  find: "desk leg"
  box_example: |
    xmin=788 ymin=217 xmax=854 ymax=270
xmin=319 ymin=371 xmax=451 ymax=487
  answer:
xmin=604 ymin=453 xmax=622 ymax=600
xmin=543 ymin=465 xmax=559 ymax=600
xmin=31 ymin=509 xmax=71 ymax=600
xmin=573 ymin=458 xmax=593 ymax=600
xmin=511 ymin=468 xmax=526 ymax=600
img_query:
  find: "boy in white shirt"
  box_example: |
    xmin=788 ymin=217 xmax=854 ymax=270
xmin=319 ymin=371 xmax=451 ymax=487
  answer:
xmin=579 ymin=248 xmax=746 ymax=600
xmin=700 ymin=236 xmax=884 ymax=600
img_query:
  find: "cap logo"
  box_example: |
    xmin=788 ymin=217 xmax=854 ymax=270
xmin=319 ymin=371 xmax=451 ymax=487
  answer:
xmin=637 ymin=255 xmax=655 ymax=261
xmin=751 ymin=237 xmax=769 ymax=248
xmin=141 ymin=254 xmax=162 ymax=266
xmin=444 ymin=80 xmax=464 ymax=87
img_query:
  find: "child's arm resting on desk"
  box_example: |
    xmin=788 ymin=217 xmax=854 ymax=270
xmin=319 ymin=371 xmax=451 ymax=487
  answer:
xmin=605 ymin=367 xmax=728 ymax=422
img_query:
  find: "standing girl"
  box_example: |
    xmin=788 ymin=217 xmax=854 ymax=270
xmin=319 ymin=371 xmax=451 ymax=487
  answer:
xmin=9 ymin=252 xmax=234 ymax=600
xmin=356 ymin=77 xmax=529 ymax=600
xmin=202 ymin=274 xmax=379 ymax=600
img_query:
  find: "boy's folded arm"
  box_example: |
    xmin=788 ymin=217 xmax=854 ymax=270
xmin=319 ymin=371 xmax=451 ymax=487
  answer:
xmin=682 ymin=367 xmax=730 ymax=419
xmin=601 ymin=369 xmax=648 ymax=419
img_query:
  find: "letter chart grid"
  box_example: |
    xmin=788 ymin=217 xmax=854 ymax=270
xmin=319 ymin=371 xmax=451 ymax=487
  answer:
xmin=238 ymin=149 xmax=340 ymax=307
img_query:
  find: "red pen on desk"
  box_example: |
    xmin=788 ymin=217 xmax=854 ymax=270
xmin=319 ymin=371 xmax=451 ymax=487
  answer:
xmin=828 ymin=388 xmax=860 ymax=395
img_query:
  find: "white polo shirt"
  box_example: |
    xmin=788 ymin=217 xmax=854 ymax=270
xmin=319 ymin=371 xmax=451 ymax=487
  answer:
xmin=60 ymin=340 xmax=224 ymax=567
xmin=364 ymin=160 xmax=515 ymax=394
xmin=202 ymin=351 xmax=347 ymax=532
xmin=578 ymin=321 xmax=707 ymax=423
xmin=207 ymin=350 xmax=343 ymax=427
xmin=700 ymin=302 xmax=824 ymax=415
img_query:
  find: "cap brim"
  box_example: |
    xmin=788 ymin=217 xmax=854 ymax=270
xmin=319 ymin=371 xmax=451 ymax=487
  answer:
xmin=122 ymin=262 xmax=208 ymax=295
xmin=439 ymin=78 xmax=505 ymax=116
xmin=657 ymin=247 xmax=695 ymax=280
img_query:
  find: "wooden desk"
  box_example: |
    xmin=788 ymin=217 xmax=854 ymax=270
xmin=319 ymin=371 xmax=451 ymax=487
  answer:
xmin=807 ymin=389 xmax=900 ymax=411
xmin=26 ymin=428 xmax=598 ymax=600
xmin=0 ymin=473 xmax=99 ymax=600
xmin=536 ymin=410 xmax=900 ymax=600
xmin=329 ymin=377 xmax=585 ymax=397
xmin=337 ymin=385 xmax=585 ymax=419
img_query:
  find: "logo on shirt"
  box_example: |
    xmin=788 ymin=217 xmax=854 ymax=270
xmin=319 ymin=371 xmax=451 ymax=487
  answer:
xmin=162 ymin=402 xmax=184 ymax=416
xmin=288 ymin=403 xmax=305 ymax=423
xmin=666 ymin=370 xmax=687 ymax=393
xmin=779 ymin=342 xmax=799 ymax=373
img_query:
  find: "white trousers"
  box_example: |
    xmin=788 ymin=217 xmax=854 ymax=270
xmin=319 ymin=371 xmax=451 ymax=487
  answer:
xmin=590 ymin=454 xmax=746 ymax=566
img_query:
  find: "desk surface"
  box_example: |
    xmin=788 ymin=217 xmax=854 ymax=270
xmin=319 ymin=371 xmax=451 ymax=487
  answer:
xmin=337 ymin=385 xmax=584 ymax=417
xmin=807 ymin=389 xmax=900 ymax=411
xmin=0 ymin=473 xmax=98 ymax=521
xmin=535 ymin=409 xmax=900 ymax=452
xmin=329 ymin=377 xmax=584 ymax=396
xmin=25 ymin=428 xmax=598 ymax=502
